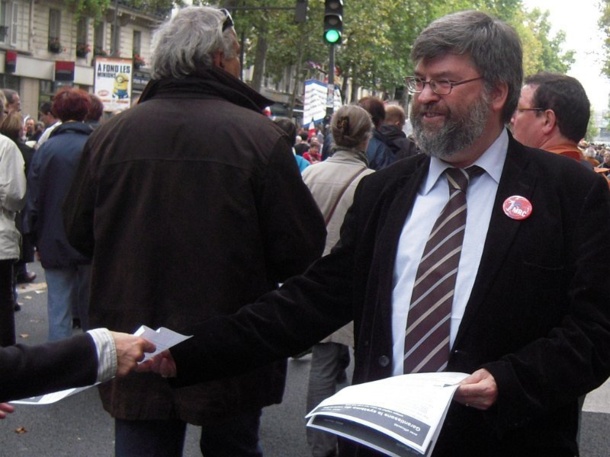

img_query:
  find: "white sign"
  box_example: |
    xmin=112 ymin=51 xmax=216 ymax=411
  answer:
xmin=93 ymin=57 xmax=134 ymax=113
xmin=303 ymin=79 xmax=342 ymax=124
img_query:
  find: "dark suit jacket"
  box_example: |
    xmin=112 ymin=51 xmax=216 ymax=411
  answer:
xmin=0 ymin=333 xmax=98 ymax=402
xmin=172 ymin=134 xmax=610 ymax=457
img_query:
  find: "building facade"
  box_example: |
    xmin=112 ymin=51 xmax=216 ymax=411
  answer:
xmin=0 ymin=0 xmax=163 ymax=119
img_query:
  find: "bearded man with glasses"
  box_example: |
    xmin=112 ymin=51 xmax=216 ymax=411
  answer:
xmin=138 ymin=10 xmax=610 ymax=457
xmin=63 ymin=6 xmax=325 ymax=457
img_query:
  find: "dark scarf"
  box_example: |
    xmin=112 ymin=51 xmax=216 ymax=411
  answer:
xmin=138 ymin=66 xmax=274 ymax=114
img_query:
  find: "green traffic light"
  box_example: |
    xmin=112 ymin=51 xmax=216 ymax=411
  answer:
xmin=324 ymin=29 xmax=341 ymax=44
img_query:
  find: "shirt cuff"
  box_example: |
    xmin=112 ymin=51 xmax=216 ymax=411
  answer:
xmin=86 ymin=328 xmax=117 ymax=383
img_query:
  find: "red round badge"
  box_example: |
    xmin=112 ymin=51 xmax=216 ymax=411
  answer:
xmin=502 ymin=196 xmax=532 ymax=220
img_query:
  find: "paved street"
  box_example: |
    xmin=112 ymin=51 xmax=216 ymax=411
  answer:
xmin=0 ymin=261 xmax=312 ymax=456
xmin=1 ymin=260 xmax=610 ymax=456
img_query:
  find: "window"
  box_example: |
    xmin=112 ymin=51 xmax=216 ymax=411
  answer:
xmin=39 ymin=80 xmax=54 ymax=105
xmin=111 ymin=24 xmax=120 ymax=56
xmin=132 ymin=30 xmax=141 ymax=55
xmin=77 ymin=17 xmax=87 ymax=45
xmin=48 ymin=8 xmax=60 ymax=43
xmin=0 ymin=73 xmax=18 ymax=90
xmin=94 ymin=21 xmax=105 ymax=55
xmin=48 ymin=8 xmax=60 ymax=39
xmin=0 ymin=2 xmax=7 ymax=43
xmin=75 ymin=17 xmax=89 ymax=57
xmin=9 ymin=0 xmax=16 ymax=45
xmin=0 ymin=1 xmax=18 ymax=46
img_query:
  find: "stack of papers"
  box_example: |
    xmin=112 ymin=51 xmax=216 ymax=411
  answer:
xmin=306 ymin=372 xmax=469 ymax=457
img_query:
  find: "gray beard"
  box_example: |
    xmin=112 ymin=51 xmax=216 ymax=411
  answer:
xmin=410 ymin=93 xmax=490 ymax=160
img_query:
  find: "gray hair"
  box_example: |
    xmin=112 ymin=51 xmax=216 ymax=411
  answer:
xmin=150 ymin=6 xmax=237 ymax=79
xmin=2 ymin=89 xmax=17 ymax=104
xmin=332 ymin=105 xmax=374 ymax=149
xmin=411 ymin=10 xmax=523 ymax=124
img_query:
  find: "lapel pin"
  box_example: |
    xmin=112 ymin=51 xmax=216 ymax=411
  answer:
xmin=502 ymin=195 xmax=532 ymax=220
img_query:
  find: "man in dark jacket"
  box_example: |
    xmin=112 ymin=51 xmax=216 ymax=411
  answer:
xmin=140 ymin=10 xmax=610 ymax=457
xmin=63 ymin=6 xmax=325 ymax=457
xmin=379 ymin=104 xmax=420 ymax=161
xmin=358 ymin=96 xmax=397 ymax=170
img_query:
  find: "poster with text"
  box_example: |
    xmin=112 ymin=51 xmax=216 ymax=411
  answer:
xmin=94 ymin=57 xmax=133 ymax=113
xmin=303 ymin=79 xmax=341 ymax=125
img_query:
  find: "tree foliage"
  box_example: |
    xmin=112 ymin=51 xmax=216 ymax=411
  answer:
xmin=516 ymin=8 xmax=574 ymax=75
xmin=65 ymin=0 xmax=112 ymax=19
xmin=600 ymin=0 xmax=610 ymax=77
xmin=587 ymin=108 xmax=599 ymax=141
xmin=230 ymin=0 xmax=574 ymax=105
xmin=65 ymin=0 xmax=178 ymax=20
xmin=67 ymin=0 xmax=575 ymax=107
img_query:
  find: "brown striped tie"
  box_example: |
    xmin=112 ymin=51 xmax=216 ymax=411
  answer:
xmin=403 ymin=166 xmax=481 ymax=374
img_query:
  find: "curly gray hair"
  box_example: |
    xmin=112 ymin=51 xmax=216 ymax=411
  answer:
xmin=150 ymin=6 xmax=237 ymax=80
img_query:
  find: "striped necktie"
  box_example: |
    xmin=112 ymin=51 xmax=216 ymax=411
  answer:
xmin=403 ymin=166 xmax=481 ymax=374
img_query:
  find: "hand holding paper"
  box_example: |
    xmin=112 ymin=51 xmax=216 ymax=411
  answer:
xmin=306 ymin=372 xmax=470 ymax=456
xmin=10 ymin=326 xmax=190 ymax=406
xmin=453 ymin=368 xmax=498 ymax=410
xmin=132 ymin=325 xmax=192 ymax=363
xmin=133 ymin=325 xmax=189 ymax=377
xmin=111 ymin=331 xmax=157 ymax=376
xmin=136 ymin=350 xmax=177 ymax=377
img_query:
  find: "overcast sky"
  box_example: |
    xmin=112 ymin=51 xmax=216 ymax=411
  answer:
xmin=521 ymin=0 xmax=610 ymax=111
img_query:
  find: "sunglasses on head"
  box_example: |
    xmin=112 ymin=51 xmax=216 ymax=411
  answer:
xmin=220 ymin=8 xmax=234 ymax=32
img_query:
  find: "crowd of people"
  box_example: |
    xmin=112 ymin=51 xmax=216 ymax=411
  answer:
xmin=1 ymin=5 xmax=610 ymax=457
xmin=0 ymin=87 xmax=106 ymax=346
xmin=293 ymin=101 xmax=420 ymax=171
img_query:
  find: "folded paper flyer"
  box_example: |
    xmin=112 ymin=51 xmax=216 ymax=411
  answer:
xmin=306 ymin=372 xmax=469 ymax=457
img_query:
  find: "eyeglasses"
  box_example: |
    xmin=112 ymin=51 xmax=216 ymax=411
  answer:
xmin=515 ymin=107 xmax=545 ymax=113
xmin=220 ymin=8 xmax=234 ymax=32
xmin=405 ymin=76 xmax=484 ymax=95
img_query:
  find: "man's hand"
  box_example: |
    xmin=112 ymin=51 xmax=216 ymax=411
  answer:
xmin=0 ymin=402 xmax=14 ymax=419
xmin=136 ymin=350 xmax=177 ymax=378
xmin=110 ymin=332 xmax=156 ymax=377
xmin=453 ymin=368 xmax=498 ymax=410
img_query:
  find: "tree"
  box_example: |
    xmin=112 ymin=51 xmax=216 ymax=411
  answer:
xmin=586 ymin=109 xmax=599 ymax=142
xmin=65 ymin=0 xmax=177 ymax=20
xmin=517 ymin=8 xmax=574 ymax=76
xmin=600 ymin=0 xmax=610 ymax=77
xmin=68 ymin=0 xmax=575 ymax=114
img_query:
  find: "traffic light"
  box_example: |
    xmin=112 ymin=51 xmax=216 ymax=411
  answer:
xmin=323 ymin=0 xmax=343 ymax=45
xmin=295 ymin=0 xmax=307 ymax=24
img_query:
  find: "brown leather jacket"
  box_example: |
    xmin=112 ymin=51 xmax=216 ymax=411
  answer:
xmin=63 ymin=68 xmax=325 ymax=424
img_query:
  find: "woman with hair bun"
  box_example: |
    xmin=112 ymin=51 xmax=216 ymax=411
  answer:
xmin=301 ymin=104 xmax=375 ymax=457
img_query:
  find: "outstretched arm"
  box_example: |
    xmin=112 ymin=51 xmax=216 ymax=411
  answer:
xmin=0 ymin=330 xmax=155 ymax=402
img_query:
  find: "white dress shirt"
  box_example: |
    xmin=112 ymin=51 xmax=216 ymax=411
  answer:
xmin=391 ymin=129 xmax=509 ymax=376
xmin=87 ymin=328 xmax=118 ymax=382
